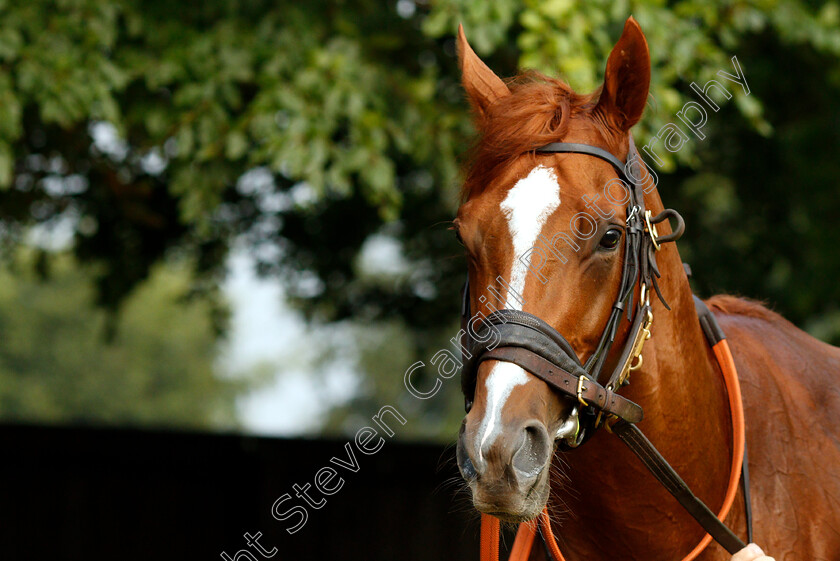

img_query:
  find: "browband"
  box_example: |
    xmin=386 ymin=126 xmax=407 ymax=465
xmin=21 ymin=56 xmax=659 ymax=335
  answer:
xmin=536 ymin=142 xmax=628 ymax=175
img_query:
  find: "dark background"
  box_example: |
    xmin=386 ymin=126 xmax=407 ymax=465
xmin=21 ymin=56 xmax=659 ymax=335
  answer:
xmin=1 ymin=423 xmax=483 ymax=560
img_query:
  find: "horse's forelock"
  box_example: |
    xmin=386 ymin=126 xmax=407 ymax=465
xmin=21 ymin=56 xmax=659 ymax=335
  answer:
xmin=461 ymin=72 xmax=602 ymax=201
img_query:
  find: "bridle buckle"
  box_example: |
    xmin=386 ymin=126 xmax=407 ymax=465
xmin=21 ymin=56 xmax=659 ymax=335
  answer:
xmin=576 ymin=375 xmax=590 ymax=407
xmin=644 ymin=209 xmax=661 ymax=251
xmin=626 ymin=205 xmax=641 ymax=226
xmin=628 ymin=307 xmax=654 ymax=373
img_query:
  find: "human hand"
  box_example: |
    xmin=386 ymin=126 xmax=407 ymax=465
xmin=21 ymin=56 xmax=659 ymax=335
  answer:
xmin=731 ymin=544 xmax=775 ymax=561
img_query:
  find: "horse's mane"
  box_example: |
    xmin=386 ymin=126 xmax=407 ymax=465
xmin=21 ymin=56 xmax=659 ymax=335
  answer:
xmin=462 ymin=71 xmax=601 ymax=200
xmin=706 ymin=294 xmax=779 ymax=322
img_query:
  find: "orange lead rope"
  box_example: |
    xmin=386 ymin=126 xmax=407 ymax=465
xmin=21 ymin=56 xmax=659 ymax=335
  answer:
xmin=479 ymin=338 xmax=746 ymax=561
xmin=480 ymin=514 xmax=500 ymax=561
xmin=684 ymin=339 xmax=746 ymax=561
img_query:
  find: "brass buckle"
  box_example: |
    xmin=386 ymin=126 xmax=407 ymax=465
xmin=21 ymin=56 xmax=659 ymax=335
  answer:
xmin=628 ymin=307 xmax=653 ymax=374
xmin=644 ymin=210 xmax=661 ymax=251
xmin=616 ymin=303 xmax=653 ymax=386
xmin=576 ymin=375 xmax=590 ymax=407
xmin=603 ymin=415 xmax=620 ymax=434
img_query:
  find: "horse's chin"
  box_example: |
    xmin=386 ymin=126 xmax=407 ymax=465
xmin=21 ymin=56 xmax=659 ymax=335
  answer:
xmin=469 ymin=472 xmax=550 ymax=524
xmin=479 ymin=509 xmax=541 ymax=524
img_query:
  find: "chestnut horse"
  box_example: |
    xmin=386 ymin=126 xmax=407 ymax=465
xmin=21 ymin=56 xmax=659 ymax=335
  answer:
xmin=454 ymin=17 xmax=840 ymax=561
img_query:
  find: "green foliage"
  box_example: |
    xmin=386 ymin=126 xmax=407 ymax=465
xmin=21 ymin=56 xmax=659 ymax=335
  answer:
xmin=2 ymin=1 xmax=840 ymax=439
xmin=321 ymin=318 xmax=465 ymax=440
xmin=670 ymin=30 xmax=840 ymax=342
xmin=0 ymin=0 xmax=468 ymax=317
xmin=0 ymin=250 xmax=245 ymax=428
xmin=426 ymin=0 xmax=840 ymax=168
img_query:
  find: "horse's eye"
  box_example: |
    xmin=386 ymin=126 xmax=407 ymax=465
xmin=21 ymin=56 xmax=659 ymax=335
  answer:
xmin=598 ymin=228 xmax=622 ymax=250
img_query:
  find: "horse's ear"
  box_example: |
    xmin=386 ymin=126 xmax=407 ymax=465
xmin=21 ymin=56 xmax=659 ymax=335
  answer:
xmin=457 ymin=24 xmax=510 ymax=117
xmin=595 ymin=17 xmax=651 ymax=131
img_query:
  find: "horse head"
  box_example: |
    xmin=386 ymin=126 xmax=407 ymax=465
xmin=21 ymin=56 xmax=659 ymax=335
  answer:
xmin=454 ymin=17 xmax=654 ymax=523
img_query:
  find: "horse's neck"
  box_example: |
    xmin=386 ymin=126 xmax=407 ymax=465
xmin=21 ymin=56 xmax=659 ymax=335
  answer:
xmin=633 ymin=192 xmax=729 ymax=450
xmin=555 ymin=192 xmax=738 ymax=559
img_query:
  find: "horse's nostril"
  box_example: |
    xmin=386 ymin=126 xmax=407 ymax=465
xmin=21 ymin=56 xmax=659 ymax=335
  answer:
xmin=512 ymin=423 xmax=551 ymax=477
xmin=457 ymin=421 xmax=482 ymax=480
xmin=461 ymin=456 xmax=478 ymax=480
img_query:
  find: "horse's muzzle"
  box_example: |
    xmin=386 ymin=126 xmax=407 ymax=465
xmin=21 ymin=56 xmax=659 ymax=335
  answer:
xmin=456 ymin=417 xmax=553 ymax=521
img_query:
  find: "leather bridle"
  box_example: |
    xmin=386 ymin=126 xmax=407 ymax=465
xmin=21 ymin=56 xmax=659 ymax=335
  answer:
xmin=458 ymin=137 xmax=752 ymax=559
xmin=460 ymin=136 xmax=684 ymax=447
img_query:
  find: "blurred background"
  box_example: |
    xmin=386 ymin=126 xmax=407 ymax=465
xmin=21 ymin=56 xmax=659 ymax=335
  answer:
xmin=2 ymin=0 xmax=839 ymax=558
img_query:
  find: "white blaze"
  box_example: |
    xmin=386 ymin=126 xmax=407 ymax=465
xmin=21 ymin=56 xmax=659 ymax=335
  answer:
xmin=479 ymin=362 xmax=529 ymax=455
xmin=499 ymin=165 xmax=561 ymax=309
xmin=477 ymin=165 xmax=561 ymax=454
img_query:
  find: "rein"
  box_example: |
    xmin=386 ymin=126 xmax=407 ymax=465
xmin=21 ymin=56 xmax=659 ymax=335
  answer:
xmin=461 ymin=138 xmax=752 ymax=559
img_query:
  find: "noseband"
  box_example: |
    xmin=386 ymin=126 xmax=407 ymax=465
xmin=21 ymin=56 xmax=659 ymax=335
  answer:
xmin=460 ymin=136 xmax=684 ymax=447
